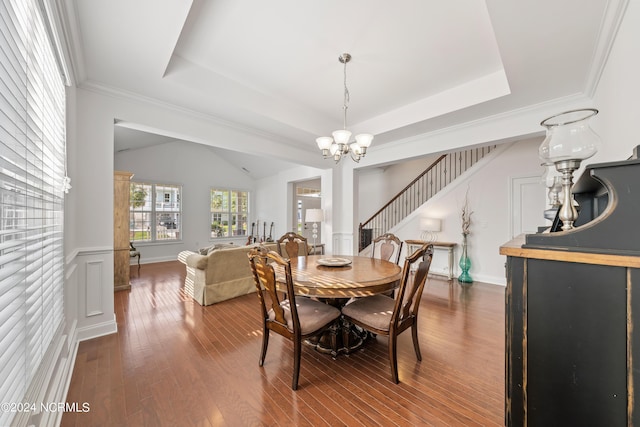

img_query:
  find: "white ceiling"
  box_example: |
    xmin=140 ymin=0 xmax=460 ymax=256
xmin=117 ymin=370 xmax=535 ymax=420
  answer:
xmin=63 ymin=0 xmax=618 ymax=176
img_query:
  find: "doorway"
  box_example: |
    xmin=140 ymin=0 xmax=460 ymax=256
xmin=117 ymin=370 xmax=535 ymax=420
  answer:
xmin=292 ymin=179 xmax=322 ymax=246
xmin=510 ymin=175 xmax=547 ymax=238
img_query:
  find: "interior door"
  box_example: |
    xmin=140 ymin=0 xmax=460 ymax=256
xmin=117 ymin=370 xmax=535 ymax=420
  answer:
xmin=510 ymin=175 xmax=547 ymax=238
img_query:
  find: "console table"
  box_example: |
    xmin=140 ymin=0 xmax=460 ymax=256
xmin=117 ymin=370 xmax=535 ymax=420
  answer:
xmin=307 ymin=243 xmax=325 ymax=255
xmin=406 ymin=240 xmax=456 ymax=280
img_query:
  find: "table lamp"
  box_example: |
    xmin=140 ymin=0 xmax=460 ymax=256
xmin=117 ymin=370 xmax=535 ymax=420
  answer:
xmin=538 ymin=108 xmax=601 ymax=230
xmin=305 ymin=209 xmax=324 ymax=253
xmin=420 ymin=217 xmax=441 ymax=242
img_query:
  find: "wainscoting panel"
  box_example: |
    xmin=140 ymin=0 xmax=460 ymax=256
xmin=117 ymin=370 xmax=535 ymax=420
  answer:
xmin=85 ymin=260 xmax=104 ymax=317
xmin=73 ymin=247 xmax=117 ymax=342
xmin=332 ymin=232 xmax=354 ymax=256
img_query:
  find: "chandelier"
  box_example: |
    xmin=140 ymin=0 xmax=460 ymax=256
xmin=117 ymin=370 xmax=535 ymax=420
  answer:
xmin=316 ymin=53 xmax=373 ymax=163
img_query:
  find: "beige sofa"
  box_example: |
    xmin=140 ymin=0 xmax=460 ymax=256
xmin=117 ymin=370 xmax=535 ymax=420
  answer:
xmin=178 ymin=243 xmax=276 ymax=305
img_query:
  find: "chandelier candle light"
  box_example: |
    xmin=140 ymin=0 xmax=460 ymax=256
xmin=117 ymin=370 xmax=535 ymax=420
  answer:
xmin=538 ymin=108 xmax=601 ymax=231
xmin=316 ymin=53 xmax=374 ymax=163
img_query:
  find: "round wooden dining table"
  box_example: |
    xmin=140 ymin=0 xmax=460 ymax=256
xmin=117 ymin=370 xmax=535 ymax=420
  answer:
xmin=278 ymin=255 xmax=402 ymax=298
xmin=274 ymin=255 xmax=403 ymax=356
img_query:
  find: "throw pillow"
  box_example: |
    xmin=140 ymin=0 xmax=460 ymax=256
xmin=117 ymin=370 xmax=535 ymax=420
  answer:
xmin=206 ymin=243 xmax=236 ymax=255
xmin=198 ymin=243 xmax=236 ymax=255
xmin=199 ymin=245 xmax=215 ymax=255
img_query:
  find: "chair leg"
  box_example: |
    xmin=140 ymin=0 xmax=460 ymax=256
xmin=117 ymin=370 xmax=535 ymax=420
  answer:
xmin=292 ymin=338 xmax=302 ymax=390
xmin=411 ymin=323 xmax=422 ymax=361
xmin=389 ymin=335 xmax=399 ymax=384
xmin=259 ymin=328 xmax=269 ymax=366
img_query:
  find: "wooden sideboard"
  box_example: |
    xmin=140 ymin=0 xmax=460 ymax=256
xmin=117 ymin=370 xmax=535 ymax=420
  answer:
xmin=114 ymin=171 xmax=133 ymax=292
xmin=500 ymin=154 xmax=640 ymax=426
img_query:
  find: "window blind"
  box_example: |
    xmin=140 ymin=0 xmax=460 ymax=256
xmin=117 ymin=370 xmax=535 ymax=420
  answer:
xmin=0 ymin=0 xmax=66 ymax=425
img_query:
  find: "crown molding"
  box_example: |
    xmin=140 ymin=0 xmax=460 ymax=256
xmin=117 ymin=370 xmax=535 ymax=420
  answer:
xmin=52 ymin=0 xmax=86 ymax=85
xmin=78 ymin=80 xmax=312 ymax=151
xmin=375 ymin=92 xmax=593 ymax=153
xmin=584 ymin=0 xmax=630 ymax=97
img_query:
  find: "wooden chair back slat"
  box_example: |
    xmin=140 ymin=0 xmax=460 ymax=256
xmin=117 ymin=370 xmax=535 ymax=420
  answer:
xmin=371 ymin=233 xmax=403 ymax=265
xmin=397 ymin=246 xmax=433 ymax=322
xmin=277 ymin=232 xmax=308 ymax=258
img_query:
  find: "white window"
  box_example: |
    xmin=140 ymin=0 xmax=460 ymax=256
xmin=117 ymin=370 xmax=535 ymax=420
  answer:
xmin=130 ymin=182 xmax=182 ymax=242
xmin=0 ymin=1 xmax=67 ymax=425
xmin=210 ymin=189 xmax=249 ymax=238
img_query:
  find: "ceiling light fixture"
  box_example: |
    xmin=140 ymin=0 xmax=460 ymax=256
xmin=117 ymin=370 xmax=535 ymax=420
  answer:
xmin=316 ymin=53 xmax=373 ymax=163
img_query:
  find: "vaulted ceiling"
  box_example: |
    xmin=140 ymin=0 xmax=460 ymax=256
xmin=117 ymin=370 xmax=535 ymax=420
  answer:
xmin=61 ymin=0 xmax=620 ymax=176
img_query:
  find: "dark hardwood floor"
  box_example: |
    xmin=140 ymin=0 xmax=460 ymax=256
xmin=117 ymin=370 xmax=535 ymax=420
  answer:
xmin=62 ymin=261 xmax=505 ymax=426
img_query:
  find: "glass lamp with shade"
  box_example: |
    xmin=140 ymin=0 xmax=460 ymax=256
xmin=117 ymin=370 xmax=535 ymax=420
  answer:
xmin=420 ymin=217 xmax=442 ymax=242
xmin=332 ymin=129 xmax=352 ymax=146
xmin=305 ymin=209 xmax=324 ymax=253
xmin=316 ymin=137 xmax=333 ymax=158
xmin=355 ymin=133 xmax=374 ymax=155
xmin=538 ymin=108 xmax=601 ymax=231
xmin=541 ymin=163 xmax=564 ymax=221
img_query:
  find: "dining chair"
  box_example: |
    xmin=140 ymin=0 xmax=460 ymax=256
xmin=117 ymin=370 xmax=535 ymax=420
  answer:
xmin=371 ymin=232 xmax=403 ymax=265
xmin=276 ymin=232 xmax=309 ymax=259
xmin=247 ymin=246 xmax=341 ymax=390
xmin=129 ymin=242 xmax=141 ymax=269
xmin=342 ymin=242 xmax=434 ymax=384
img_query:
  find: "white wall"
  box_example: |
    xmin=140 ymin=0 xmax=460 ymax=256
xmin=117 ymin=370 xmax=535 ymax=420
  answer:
xmin=357 ymin=155 xmax=440 ymax=222
xmin=388 ymin=138 xmax=546 ymax=285
xmin=591 ymin=0 xmax=640 ymax=163
xmin=115 ymin=140 xmax=256 ymax=262
xmin=254 ymin=166 xmax=333 ymax=252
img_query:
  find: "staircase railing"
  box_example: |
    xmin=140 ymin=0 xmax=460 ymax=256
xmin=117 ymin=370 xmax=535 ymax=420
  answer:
xmin=358 ymin=145 xmax=496 ymax=251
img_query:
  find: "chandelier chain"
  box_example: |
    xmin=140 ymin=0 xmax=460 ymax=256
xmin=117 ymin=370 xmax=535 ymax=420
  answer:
xmin=342 ymin=58 xmax=350 ymax=130
xmin=315 ymin=52 xmax=373 ymax=164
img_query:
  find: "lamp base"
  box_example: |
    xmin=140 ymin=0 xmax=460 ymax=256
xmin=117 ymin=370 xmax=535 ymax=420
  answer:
xmin=420 ymin=231 xmax=438 ymax=243
xmin=555 ymin=159 xmax=582 ymax=231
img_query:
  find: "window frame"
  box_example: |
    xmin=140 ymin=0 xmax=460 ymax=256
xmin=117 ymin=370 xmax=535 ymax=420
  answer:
xmin=129 ymin=181 xmax=183 ymax=243
xmin=210 ymin=188 xmax=250 ymax=239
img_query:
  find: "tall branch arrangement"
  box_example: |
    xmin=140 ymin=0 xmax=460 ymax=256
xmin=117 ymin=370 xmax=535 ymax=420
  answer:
xmin=461 ymin=189 xmax=473 ymax=235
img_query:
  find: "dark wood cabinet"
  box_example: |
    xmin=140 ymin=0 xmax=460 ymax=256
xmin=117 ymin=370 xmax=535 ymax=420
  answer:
xmin=500 ymin=154 xmax=640 ymax=426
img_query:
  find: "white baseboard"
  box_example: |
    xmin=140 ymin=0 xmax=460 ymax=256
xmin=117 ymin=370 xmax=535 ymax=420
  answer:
xmin=76 ymin=318 xmax=118 ymax=342
xmin=48 ymin=322 xmax=80 ymax=427
xmin=427 ymin=271 xmax=506 ymax=287
xmin=11 ymin=320 xmax=80 ymax=427
xmin=130 ymin=255 xmax=179 ymax=265
xmin=471 ymin=273 xmax=506 ymax=286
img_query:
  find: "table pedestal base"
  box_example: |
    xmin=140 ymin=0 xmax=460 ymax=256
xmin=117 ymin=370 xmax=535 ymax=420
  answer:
xmin=304 ymin=317 xmax=369 ymax=358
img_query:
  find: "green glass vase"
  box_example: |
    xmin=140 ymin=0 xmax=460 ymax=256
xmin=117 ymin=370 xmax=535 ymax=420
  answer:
xmin=458 ymin=234 xmax=473 ymax=285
